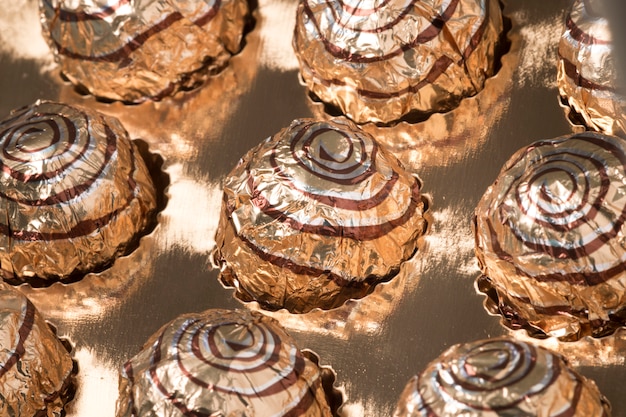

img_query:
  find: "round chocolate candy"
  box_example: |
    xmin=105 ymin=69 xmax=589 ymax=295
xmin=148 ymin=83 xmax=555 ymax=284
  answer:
xmin=40 ymin=0 xmax=250 ymax=103
xmin=214 ymin=118 xmax=428 ymax=313
xmin=393 ymin=337 xmax=611 ymax=416
xmin=557 ymin=0 xmax=626 ymax=137
xmin=0 ymin=282 xmax=75 ymax=416
xmin=474 ymin=132 xmax=626 ymax=340
xmin=0 ymin=100 xmax=157 ymax=283
xmin=293 ymin=0 xmax=504 ymax=124
xmin=116 ymin=309 xmax=334 ymax=417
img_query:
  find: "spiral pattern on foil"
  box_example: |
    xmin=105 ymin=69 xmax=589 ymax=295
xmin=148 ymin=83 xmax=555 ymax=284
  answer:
xmin=0 ymin=101 xmax=134 ymax=241
xmin=243 ymin=119 xmax=422 ymax=240
xmin=0 ymin=104 xmax=114 ymax=207
xmin=120 ymin=310 xmax=327 ymax=416
xmin=398 ymin=338 xmax=601 ymax=417
xmin=479 ymin=132 xmax=626 ymax=285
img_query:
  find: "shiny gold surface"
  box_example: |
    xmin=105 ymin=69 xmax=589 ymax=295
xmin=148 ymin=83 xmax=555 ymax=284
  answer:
xmin=2 ymin=0 xmax=626 ymax=416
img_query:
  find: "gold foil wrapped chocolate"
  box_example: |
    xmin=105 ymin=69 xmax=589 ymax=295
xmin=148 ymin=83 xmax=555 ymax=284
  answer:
xmin=474 ymin=132 xmax=626 ymax=340
xmin=39 ymin=0 xmax=250 ymax=103
xmin=0 ymin=101 xmax=157 ymax=283
xmin=557 ymin=0 xmax=626 ymax=137
xmin=393 ymin=337 xmax=611 ymax=416
xmin=116 ymin=308 xmax=335 ymax=417
xmin=214 ymin=118 xmax=428 ymax=313
xmin=0 ymin=282 xmax=75 ymax=416
xmin=293 ymin=0 xmax=504 ymax=124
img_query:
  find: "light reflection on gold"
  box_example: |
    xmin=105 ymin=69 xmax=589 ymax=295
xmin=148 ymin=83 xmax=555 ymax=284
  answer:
xmin=0 ymin=0 xmax=53 ymax=66
xmin=257 ymin=0 xmax=300 ymax=71
xmin=418 ymin=207 xmax=479 ymax=278
xmin=158 ymin=165 xmax=223 ymax=254
xmin=64 ymin=346 xmax=119 ymax=417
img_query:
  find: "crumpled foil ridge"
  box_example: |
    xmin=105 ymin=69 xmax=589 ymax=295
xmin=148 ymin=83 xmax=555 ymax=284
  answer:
xmin=214 ymin=117 xmax=428 ymax=313
xmin=392 ymin=337 xmax=611 ymax=416
xmin=115 ymin=308 xmax=335 ymax=417
xmin=474 ymin=132 xmax=626 ymax=341
xmin=39 ymin=0 xmax=251 ymax=103
xmin=0 ymin=100 xmax=157 ymax=283
xmin=0 ymin=282 xmax=75 ymax=417
xmin=293 ymin=0 xmax=504 ymax=124
xmin=557 ymin=0 xmax=626 ymax=137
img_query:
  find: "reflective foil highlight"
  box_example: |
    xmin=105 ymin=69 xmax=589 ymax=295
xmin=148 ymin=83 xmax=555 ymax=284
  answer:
xmin=293 ymin=0 xmax=504 ymax=124
xmin=0 ymin=282 xmax=75 ymax=417
xmin=39 ymin=0 xmax=250 ymax=102
xmin=393 ymin=338 xmax=611 ymax=416
xmin=557 ymin=0 xmax=626 ymax=137
xmin=474 ymin=132 xmax=626 ymax=340
xmin=115 ymin=309 xmax=333 ymax=417
xmin=214 ymin=118 xmax=428 ymax=313
xmin=0 ymin=101 xmax=157 ymax=283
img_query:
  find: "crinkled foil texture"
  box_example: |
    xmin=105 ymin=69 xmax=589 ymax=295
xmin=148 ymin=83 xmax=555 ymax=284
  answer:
xmin=474 ymin=132 xmax=626 ymax=340
xmin=0 ymin=282 xmax=74 ymax=417
xmin=40 ymin=0 xmax=250 ymax=103
xmin=0 ymin=101 xmax=157 ymax=283
xmin=392 ymin=338 xmax=611 ymax=417
xmin=557 ymin=0 xmax=626 ymax=137
xmin=293 ymin=0 xmax=503 ymax=124
xmin=115 ymin=308 xmax=332 ymax=417
xmin=215 ymin=118 xmax=427 ymax=313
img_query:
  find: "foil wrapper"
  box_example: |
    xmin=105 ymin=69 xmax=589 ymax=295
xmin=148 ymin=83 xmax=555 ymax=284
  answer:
xmin=392 ymin=337 xmax=611 ymax=416
xmin=293 ymin=0 xmax=504 ymax=124
xmin=0 ymin=282 xmax=75 ymax=417
xmin=557 ymin=0 xmax=626 ymax=137
xmin=40 ymin=0 xmax=250 ymax=103
xmin=474 ymin=132 xmax=626 ymax=341
xmin=116 ymin=308 xmax=335 ymax=417
xmin=213 ymin=118 xmax=428 ymax=313
xmin=0 ymin=100 xmax=157 ymax=283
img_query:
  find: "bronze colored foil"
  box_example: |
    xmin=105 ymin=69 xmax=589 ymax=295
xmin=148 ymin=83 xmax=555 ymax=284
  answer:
xmin=474 ymin=132 xmax=626 ymax=341
xmin=39 ymin=0 xmax=250 ymax=103
xmin=557 ymin=0 xmax=626 ymax=137
xmin=115 ymin=308 xmax=335 ymax=417
xmin=0 ymin=281 xmax=75 ymax=416
xmin=0 ymin=101 xmax=157 ymax=283
xmin=293 ymin=0 xmax=504 ymax=124
xmin=214 ymin=118 xmax=428 ymax=313
xmin=392 ymin=337 xmax=611 ymax=417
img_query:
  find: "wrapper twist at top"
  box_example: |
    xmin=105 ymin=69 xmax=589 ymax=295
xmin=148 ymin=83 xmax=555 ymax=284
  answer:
xmin=0 ymin=100 xmax=157 ymax=283
xmin=293 ymin=0 xmax=504 ymax=124
xmin=0 ymin=282 xmax=75 ymax=417
xmin=557 ymin=0 xmax=626 ymax=137
xmin=474 ymin=132 xmax=626 ymax=340
xmin=40 ymin=0 xmax=250 ymax=103
xmin=115 ymin=308 xmax=333 ymax=417
xmin=214 ymin=118 xmax=428 ymax=313
xmin=393 ymin=337 xmax=611 ymax=416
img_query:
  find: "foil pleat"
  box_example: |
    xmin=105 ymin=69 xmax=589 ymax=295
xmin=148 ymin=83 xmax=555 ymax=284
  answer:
xmin=393 ymin=338 xmax=611 ymax=417
xmin=0 ymin=101 xmax=157 ymax=283
xmin=115 ymin=309 xmax=333 ymax=417
xmin=214 ymin=118 xmax=428 ymax=313
xmin=557 ymin=0 xmax=626 ymax=137
xmin=293 ymin=0 xmax=504 ymax=124
xmin=474 ymin=132 xmax=626 ymax=340
xmin=0 ymin=282 xmax=75 ymax=417
xmin=39 ymin=0 xmax=250 ymax=103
